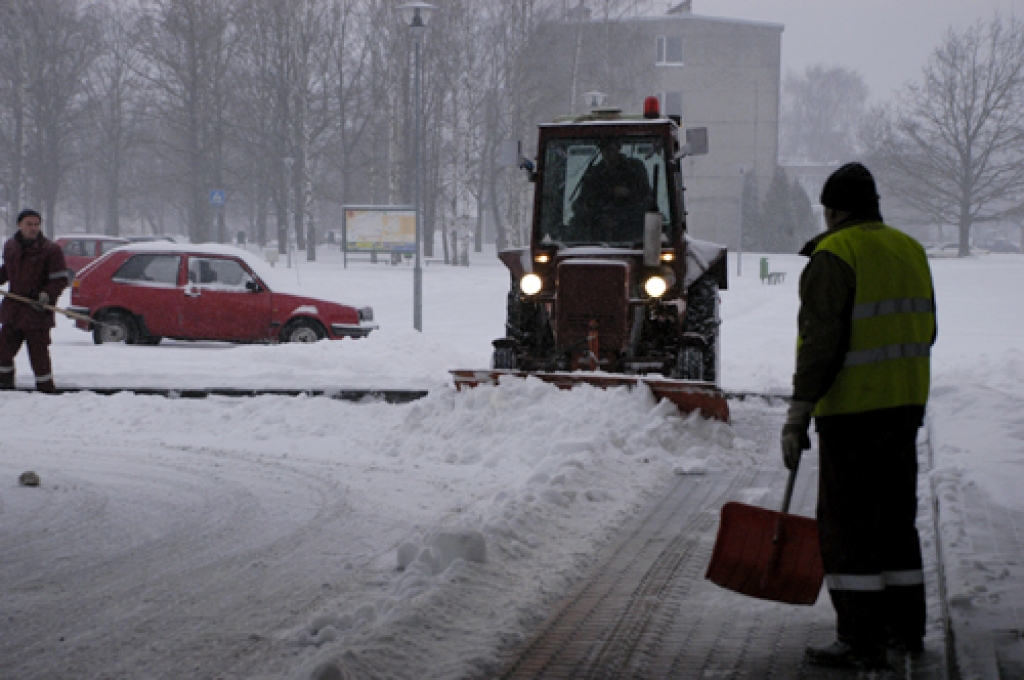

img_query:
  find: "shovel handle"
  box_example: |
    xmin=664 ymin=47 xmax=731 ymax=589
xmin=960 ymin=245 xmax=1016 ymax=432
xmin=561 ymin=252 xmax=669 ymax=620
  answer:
xmin=769 ymin=465 xmax=801 ymax=548
xmin=0 ymin=289 xmax=103 ymax=326
xmin=780 ymin=464 xmax=799 ymax=515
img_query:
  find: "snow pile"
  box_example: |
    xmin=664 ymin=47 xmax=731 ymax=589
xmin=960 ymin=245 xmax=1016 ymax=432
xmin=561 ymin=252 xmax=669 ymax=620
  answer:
xmin=286 ymin=378 xmax=758 ymax=679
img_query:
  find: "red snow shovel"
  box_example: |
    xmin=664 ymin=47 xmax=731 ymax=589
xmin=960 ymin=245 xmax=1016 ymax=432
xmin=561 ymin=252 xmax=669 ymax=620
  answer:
xmin=705 ymin=463 xmax=824 ymax=605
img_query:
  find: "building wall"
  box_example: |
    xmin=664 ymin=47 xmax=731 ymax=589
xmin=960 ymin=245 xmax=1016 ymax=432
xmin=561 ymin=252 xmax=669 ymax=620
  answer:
xmin=537 ymin=12 xmax=783 ymax=250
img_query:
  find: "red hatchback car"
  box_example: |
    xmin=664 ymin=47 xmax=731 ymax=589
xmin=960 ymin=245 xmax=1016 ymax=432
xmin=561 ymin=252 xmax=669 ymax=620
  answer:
xmin=69 ymin=243 xmax=377 ymax=344
xmin=55 ymin=235 xmax=130 ymax=275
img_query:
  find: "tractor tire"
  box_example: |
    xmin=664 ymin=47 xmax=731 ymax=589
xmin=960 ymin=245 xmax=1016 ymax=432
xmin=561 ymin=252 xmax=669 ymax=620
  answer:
xmin=502 ymin=287 xmax=554 ymax=369
xmin=679 ymin=276 xmax=720 ymax=383
xmin=675 ymin=346 xmax=705 ymax=381
xmin=492 ymin=346 xmax=518 ymax=370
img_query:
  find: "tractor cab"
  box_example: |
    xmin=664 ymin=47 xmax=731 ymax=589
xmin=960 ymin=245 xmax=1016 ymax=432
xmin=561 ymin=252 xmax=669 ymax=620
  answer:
xmin=452 ymin=98 xmax=730 ymax=422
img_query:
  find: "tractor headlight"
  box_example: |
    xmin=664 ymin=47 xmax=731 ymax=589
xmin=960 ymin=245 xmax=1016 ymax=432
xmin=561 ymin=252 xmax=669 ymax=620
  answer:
xmin=520 ymin=273 xmax=542 ymax=296
xmin=645 ymin=275 xmax=668 ymax=298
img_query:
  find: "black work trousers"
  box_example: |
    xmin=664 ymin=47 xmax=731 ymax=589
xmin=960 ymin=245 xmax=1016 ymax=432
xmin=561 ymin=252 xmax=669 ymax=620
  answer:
xmin=816 ymin=407 xmax=926 ymax=647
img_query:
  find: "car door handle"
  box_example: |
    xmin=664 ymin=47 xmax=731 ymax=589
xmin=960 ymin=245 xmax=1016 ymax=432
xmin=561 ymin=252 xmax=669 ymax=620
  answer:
xmin=185 ymin=287 xmax=202 ymax=298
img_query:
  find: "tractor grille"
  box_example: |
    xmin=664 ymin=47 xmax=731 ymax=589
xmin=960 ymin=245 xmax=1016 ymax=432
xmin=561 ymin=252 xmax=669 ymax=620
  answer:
xmin=555 ymin=259 xmax=630 ymax=350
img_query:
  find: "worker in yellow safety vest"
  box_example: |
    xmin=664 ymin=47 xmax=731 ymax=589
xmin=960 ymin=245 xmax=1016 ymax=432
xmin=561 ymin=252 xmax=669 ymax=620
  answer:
xmin=781 ymin=162 xmax=936 ymax=671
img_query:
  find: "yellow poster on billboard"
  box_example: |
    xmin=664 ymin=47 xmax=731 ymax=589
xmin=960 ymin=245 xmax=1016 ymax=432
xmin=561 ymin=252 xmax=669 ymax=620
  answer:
xmin=343 ymin=209 xmax=416 ymax=252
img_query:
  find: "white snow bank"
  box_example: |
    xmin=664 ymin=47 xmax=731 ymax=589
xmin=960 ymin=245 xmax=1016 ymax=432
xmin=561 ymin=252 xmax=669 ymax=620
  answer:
xmin=284 ymin=378 xmax=760 ymax=679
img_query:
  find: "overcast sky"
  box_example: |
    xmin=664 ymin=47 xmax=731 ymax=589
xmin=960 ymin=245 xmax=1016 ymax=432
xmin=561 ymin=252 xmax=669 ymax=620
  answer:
xmin=693 ymin=0 xmax=1023 ymax=101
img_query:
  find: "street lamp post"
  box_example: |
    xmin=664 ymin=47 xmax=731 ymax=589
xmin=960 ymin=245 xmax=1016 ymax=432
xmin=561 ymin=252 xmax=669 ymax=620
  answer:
xmin=283 ymin=156 xmax=294 ymax=269
xmin=399 ymin=2 xmax=435 ymax=332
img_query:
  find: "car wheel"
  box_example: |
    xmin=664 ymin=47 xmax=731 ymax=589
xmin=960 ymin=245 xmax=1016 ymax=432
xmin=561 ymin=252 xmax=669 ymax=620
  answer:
xmin=93 ymin=311 xmax=139 ymax=345
xmin=281 ymin=319 xmax=326 ymax=343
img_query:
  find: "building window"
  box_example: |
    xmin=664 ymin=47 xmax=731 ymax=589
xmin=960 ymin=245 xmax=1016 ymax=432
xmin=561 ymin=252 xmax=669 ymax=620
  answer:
xmin=659 ymin=91 xmax=684 ymax=117
xmin=656 ymin=35 xmax=684 ymax=65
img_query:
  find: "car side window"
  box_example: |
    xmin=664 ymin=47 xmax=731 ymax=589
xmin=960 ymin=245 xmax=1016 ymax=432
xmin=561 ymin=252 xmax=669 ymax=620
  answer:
xmin=187 ymin=257 xmax=253 ymax=291
xmin=112 ymin=254 xmax=181 ymax=286
xmin=100 ymin=240 xmax=124 ymax=254
xmin=63 ymin=240 xmax=86 ymax=257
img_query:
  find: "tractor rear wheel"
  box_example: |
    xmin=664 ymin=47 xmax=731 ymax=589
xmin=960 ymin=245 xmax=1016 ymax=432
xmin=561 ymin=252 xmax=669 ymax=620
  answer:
xmin=492 ymin=346 xmax=518 ymax=370
xmin=678 ymin=276 xmax=720 ymax=383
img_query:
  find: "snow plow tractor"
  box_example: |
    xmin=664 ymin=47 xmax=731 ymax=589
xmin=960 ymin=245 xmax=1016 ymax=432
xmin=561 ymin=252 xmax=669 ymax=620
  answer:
xmin=452 ymin=97 xmax=730 ymax=421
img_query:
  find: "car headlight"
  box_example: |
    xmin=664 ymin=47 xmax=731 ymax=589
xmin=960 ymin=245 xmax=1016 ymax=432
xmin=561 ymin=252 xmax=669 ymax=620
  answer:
xmin=645 ymin=275 xmax=668 ymax=298
xmin=520 ymin=273 xmax=542 ymax=296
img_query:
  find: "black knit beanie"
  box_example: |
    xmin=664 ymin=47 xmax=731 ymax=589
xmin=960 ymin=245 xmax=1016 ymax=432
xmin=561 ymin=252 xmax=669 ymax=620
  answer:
xmin=820 ymin=163 xmax=880 ymax=213
xmin=17 ymin=208 xmax=41 ymax=224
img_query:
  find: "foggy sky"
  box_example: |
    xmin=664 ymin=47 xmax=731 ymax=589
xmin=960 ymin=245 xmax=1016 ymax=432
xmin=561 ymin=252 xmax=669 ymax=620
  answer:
xmin=697 ymin=0 xmax=1023 ymax=100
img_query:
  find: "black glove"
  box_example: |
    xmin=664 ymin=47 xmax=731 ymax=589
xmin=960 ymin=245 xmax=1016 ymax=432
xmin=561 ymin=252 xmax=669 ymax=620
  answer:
xmin=31 ymin=291 xmax=50 ymax=312
xmin=780 ymin=400 xmax=814 ymax=470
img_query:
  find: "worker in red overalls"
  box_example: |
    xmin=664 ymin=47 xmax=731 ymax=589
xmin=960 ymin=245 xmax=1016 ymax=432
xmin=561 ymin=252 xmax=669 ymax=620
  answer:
xmin=0 ymin=209 xmax=70 ymax=393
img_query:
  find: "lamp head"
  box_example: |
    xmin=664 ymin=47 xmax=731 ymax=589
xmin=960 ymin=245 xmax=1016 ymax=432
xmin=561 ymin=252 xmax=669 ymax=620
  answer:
xmin=398 ymin=2 xmax=435 ymax=28
xmin=583 ymin=90 xmax=607 ymax=109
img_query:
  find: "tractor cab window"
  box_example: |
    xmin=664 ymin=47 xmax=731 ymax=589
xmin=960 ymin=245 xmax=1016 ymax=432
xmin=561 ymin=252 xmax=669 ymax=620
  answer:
xmin=538 ymin=136 xmax=672 ymax=248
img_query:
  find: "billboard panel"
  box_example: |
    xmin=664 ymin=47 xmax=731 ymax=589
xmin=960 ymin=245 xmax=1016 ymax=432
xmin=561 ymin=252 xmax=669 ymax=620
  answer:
xmin=343 ymin=208 xmax=416 ymax=253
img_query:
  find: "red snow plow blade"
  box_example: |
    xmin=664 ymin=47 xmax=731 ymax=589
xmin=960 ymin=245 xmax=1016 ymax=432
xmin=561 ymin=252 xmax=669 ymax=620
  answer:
xmin=449 ymin=369 xmax=730 ymax=422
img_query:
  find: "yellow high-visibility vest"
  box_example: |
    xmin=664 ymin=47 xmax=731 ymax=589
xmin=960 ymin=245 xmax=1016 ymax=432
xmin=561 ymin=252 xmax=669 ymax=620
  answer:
xmin=809 ymin=222 xmax=935 ymax=417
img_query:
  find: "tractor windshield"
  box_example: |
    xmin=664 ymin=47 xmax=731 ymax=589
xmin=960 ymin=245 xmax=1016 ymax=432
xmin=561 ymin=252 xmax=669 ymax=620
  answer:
xmin=537 ymin=136 xmax=672 ymax=248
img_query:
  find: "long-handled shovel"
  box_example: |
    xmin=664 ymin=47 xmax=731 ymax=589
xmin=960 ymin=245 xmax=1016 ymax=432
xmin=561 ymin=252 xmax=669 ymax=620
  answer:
xmin=705 ymin=462 xmax=824 ymax=605
xmin=0 ymin=289 xmax=105 ymax=327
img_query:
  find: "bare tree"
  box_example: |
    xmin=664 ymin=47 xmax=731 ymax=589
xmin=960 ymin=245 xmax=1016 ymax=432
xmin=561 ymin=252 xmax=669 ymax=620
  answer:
xmin=140 ymin=0 xmax=237 ymax=244
xmin=0 ymin=1 xmax=31 ymax=229
xmin=780 ymin=64 xmax=869 ymax=162
xmin=866 ymin=15 xmax=1024 ymax=256
xmin=84 ymin=4 xmax=147 ymax=237
xmin=9 ymin=0 xmax=100 ymax=236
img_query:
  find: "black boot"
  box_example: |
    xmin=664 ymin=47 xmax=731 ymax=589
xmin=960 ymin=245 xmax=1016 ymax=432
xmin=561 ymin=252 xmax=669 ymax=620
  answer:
xmin=36 ymin=378 xmax=56 ymax=394
xmin=0 ymin=369 xmax=14 ymax=390
xmin=806 ymin=640 xmax=889 ymax=670
xmin=888 ymin=636 xmax=924 ymax=656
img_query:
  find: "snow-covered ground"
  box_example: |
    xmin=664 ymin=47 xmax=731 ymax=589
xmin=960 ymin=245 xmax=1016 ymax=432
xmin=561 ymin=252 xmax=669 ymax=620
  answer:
xmin=1 ymin=245 xmax=1022 ymax=679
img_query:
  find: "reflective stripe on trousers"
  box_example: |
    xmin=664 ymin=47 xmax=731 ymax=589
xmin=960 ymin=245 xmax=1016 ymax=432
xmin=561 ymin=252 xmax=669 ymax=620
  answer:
xmin=827 ymin=569 xmax=925 ymax=591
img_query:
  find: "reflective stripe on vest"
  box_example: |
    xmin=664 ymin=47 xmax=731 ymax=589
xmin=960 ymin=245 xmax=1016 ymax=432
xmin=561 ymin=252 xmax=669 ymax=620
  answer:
xmin=810 ymin=223 xmax=935 ymax=417
xmin=826 ymin=573 xmax=885 ymax=591
xmin=845 ymin=342 xmax=932 ymax=367
xmin=852 ymin=297 xmax=934 ymax=320
xmin=883 ymin=569 xmax=925 ymax=586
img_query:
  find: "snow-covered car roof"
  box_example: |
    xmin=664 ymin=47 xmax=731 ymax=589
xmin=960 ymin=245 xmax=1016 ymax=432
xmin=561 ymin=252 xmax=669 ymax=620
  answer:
xmin=55 ymin=234 xmax=130 ymax=242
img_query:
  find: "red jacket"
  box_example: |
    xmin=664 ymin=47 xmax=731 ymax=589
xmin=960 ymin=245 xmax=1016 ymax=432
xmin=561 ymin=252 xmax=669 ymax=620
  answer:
xmin=0 ymin=233 xmax=70 ymax=330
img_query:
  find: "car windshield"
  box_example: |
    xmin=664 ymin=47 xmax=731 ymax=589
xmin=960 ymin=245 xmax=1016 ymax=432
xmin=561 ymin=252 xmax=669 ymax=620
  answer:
xmin=537 ymin=136 xmax=672 ymax=248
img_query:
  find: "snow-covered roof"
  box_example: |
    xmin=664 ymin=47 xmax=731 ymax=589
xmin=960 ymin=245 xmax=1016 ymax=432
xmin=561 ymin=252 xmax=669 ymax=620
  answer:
xmin=55 ymin=234 xmax=130 ymax=242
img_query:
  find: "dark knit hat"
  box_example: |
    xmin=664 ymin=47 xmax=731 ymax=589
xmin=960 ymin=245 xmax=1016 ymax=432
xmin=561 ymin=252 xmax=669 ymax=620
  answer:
xmin=820 ymin=163 xmax=879 ymax=212
xmin=16 ymin=208 xmax=41 ymax=224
